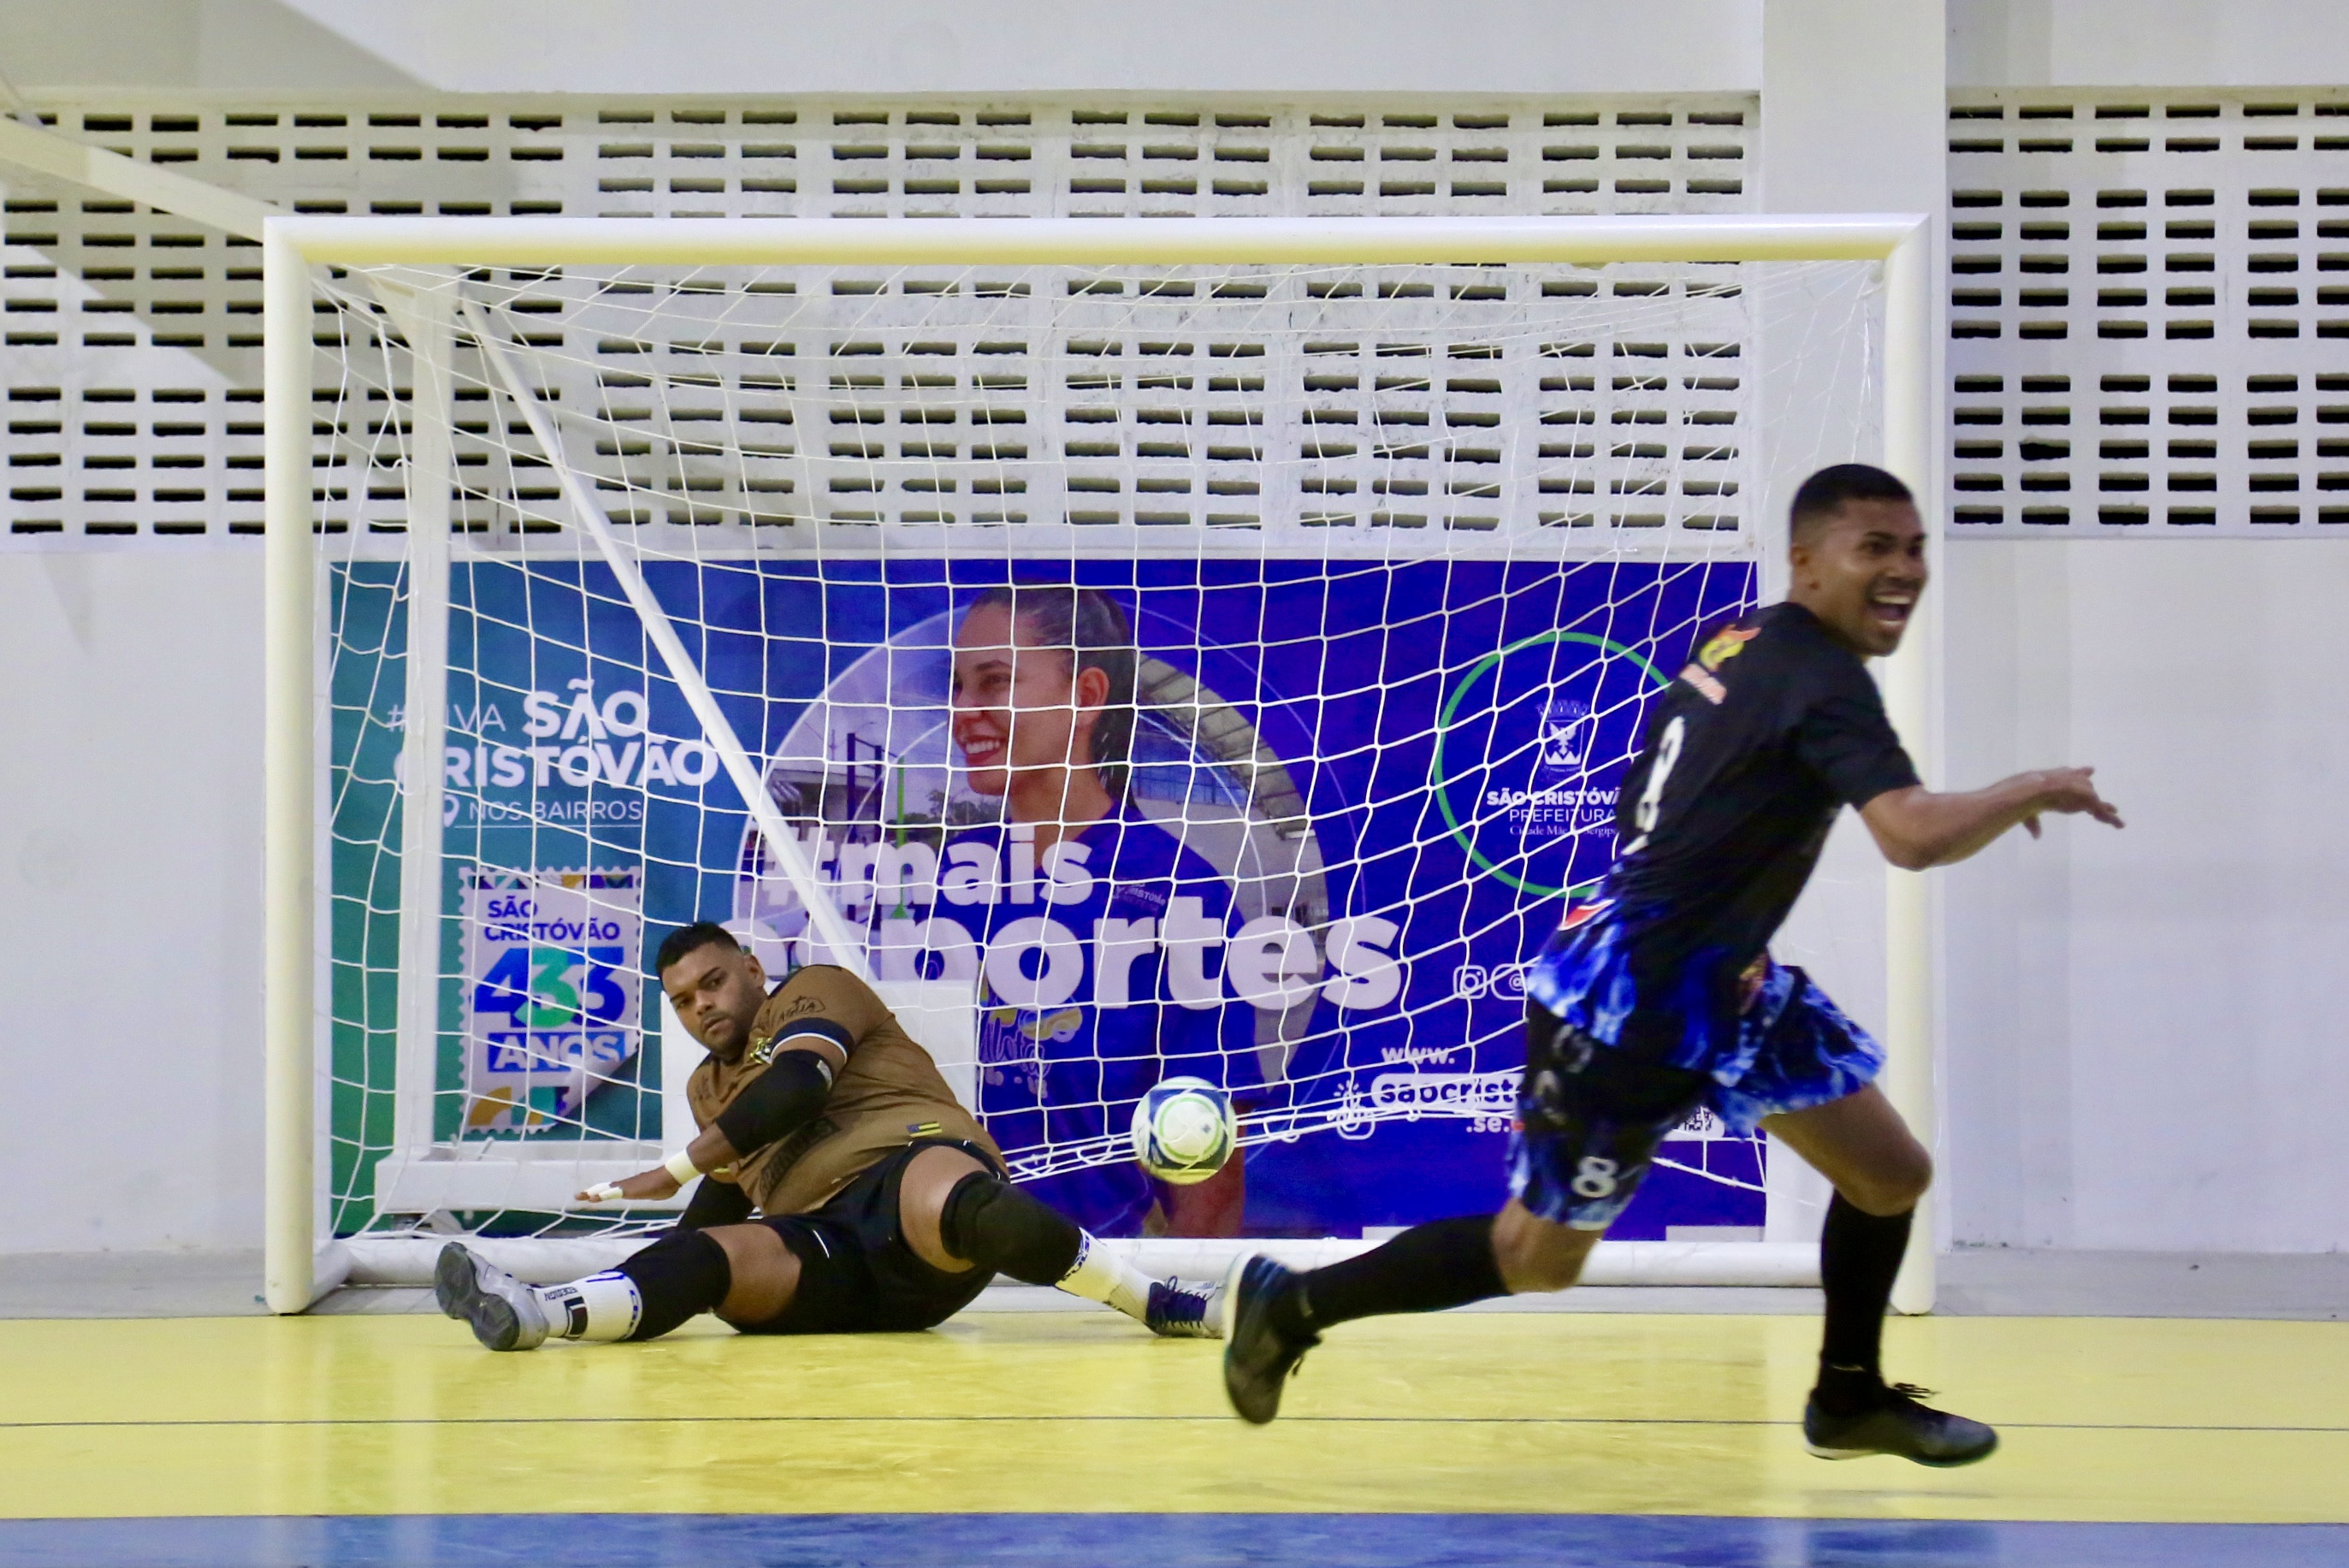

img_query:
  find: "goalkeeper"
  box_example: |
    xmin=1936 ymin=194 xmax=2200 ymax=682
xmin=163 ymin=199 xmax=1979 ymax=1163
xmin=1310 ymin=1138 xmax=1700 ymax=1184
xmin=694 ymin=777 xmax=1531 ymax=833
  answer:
xmin=435 ymin=922 xmax=1221 ymax=1350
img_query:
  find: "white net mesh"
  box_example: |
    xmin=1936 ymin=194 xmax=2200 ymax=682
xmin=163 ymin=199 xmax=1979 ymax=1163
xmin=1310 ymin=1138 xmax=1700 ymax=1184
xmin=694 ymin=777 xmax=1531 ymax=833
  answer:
xmin=314 ymin=251 xmax=1884 ymax=1249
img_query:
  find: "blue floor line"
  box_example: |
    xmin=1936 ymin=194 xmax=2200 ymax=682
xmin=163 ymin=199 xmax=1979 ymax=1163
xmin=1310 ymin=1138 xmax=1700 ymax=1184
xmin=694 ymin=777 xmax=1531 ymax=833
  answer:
xmin=1 ymin=1513 xmax=2342 ymax=1568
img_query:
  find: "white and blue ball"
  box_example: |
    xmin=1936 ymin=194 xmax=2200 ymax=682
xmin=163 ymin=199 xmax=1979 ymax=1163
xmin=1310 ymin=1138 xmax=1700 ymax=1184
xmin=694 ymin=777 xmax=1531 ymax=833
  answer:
xmin=1130 ymin=1076 xmax=1238 ymax=1186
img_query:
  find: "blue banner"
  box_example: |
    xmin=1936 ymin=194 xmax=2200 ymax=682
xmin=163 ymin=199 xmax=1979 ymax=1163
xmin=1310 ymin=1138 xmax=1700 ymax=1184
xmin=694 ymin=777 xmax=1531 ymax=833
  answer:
xmin=332 ymin=553 xmax=1767 ymax=1240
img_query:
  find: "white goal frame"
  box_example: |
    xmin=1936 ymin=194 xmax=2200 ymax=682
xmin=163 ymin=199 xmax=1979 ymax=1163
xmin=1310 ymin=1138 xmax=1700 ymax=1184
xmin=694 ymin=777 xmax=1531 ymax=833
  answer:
xmin=258 ymin=213 xmax=1936 ymax=1315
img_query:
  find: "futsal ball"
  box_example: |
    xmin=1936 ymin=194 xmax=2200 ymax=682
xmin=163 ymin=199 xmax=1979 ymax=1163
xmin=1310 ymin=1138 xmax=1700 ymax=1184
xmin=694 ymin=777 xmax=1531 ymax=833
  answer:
xmin=1130 ymin=1076 xmax=1238 ymax=1186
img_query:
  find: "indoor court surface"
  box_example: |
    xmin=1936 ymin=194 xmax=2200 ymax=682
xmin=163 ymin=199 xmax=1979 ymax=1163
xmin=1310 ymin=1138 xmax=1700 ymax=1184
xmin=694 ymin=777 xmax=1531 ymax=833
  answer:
xmin=2 ymin=1308 xmax=2341 ymax=1566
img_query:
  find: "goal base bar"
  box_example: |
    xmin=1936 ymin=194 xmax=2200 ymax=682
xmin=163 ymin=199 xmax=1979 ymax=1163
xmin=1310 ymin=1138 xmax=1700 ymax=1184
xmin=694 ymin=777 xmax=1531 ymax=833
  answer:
xmin=332 ymin=1235 xmax=1820 ymax=1292
xmin=370 ymin=1152 xmax=689 ymax=1216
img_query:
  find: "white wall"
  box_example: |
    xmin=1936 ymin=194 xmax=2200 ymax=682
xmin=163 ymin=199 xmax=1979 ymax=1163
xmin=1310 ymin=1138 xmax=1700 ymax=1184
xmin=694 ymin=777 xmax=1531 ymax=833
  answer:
xmin=0 ymin=551 xmax=264 ymax=1250
xmin=1950 ymin=0 xmax=2349 ymax=89
xmin=0 ymin=0 xmax=1761 ymax=96
xmin=1943 ymin=540 xmax=2349 ymax=1251
xmin=1933 ymin=0 xmax=2349 ymax=1251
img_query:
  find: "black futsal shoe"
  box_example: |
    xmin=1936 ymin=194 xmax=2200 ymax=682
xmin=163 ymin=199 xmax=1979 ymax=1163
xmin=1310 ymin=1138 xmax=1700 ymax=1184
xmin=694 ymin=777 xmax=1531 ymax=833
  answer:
xmin=1803 ymin=1382 xmax=1999 ymax=1467
xmin=1221 ymin=1253 xmax=1318 ymax=1424
xmin=435 ymin=1242 xmax=550 ymax=1352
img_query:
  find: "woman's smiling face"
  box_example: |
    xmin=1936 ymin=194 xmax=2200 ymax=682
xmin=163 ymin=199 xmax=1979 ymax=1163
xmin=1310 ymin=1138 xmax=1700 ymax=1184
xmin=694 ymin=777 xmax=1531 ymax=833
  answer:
xmin=950 ymin=601 xmax=1103 ymax=802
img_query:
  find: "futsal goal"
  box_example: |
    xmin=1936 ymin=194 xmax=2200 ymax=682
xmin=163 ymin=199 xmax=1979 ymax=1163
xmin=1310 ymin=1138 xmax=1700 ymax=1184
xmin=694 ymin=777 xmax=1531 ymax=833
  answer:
xmin=255 ymin=213 xmax=1934 ymax=1313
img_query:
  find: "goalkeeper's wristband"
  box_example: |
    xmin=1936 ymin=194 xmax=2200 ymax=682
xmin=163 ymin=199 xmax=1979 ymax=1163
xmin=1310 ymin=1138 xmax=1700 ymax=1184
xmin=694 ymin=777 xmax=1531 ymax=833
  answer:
xmin=663 ymin=1149 xmax=701 ymax=1186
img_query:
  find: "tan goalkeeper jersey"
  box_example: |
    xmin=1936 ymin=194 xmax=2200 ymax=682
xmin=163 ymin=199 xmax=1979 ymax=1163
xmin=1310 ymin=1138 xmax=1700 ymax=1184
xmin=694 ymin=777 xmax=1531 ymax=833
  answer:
xmin=686 ymin=964 xmax=998 ymax=1216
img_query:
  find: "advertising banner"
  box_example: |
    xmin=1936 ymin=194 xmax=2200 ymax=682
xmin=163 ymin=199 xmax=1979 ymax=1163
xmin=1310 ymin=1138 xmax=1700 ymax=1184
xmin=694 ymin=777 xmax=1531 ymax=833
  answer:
xmin=458 ymin=867 xmax=642 ymax=1133
xmin=332 ymin=553 xmax=1769 ymax=1239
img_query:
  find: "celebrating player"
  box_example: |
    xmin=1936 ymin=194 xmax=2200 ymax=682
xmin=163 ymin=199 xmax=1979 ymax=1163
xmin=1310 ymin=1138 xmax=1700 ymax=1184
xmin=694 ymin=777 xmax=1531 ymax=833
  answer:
xmin=435 ymin=922 xmax=1220 ymax=1350
xmin=932 ymin=583 xmax=1257 ymax=1237
xmin=1221 ymin=464 xmax=2124 ymax=1465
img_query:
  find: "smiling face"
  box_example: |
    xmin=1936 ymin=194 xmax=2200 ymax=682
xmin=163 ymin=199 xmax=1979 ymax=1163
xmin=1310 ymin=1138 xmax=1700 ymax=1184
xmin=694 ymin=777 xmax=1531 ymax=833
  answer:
xmin=658 ymin=939 xmax=769 ymax=1062
xmin=950 ymin=601 xmax=1111 ymax=805
xmin=1787 ymin=497 xmax=1928 ymax=658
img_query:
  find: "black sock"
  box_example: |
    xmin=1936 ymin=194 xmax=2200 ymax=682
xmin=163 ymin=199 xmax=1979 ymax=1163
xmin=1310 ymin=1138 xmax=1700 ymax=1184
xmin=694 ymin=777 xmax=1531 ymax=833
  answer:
xmin=938 ymin=1172 xmax=1083 ymax=1285
xmin=1283 ymin=1215 xmax=1509 ymax=1335
xmin=615 ymin=1228 xmax=733 ymax=1341
xmin=1814 ymin=1193 xmax=1914 ymax=1414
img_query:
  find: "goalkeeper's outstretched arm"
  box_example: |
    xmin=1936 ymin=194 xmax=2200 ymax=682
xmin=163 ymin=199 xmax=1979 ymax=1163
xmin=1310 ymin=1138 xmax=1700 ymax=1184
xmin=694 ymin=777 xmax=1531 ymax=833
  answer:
xmin=580 ymin=1044 xmax=843 ymax=1204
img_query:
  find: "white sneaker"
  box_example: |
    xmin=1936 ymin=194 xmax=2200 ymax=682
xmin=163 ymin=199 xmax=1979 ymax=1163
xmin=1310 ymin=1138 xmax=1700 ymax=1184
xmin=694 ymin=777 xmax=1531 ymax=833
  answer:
xmin=1144 ymin=1275 xmax=1226 ymax=1340
xmin=434 ymin=1243 xmax=549 ymax=1352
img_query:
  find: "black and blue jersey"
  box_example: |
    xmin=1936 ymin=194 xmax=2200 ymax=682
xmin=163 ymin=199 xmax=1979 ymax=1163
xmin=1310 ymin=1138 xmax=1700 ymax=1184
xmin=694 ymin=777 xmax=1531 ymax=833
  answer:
xmin=1525 ymin=601 xmax=1920 ymax=1069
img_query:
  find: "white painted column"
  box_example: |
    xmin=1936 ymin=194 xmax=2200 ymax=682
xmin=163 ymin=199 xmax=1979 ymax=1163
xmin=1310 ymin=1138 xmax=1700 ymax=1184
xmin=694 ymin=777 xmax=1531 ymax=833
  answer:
xmin=1760 ymin=0 xmax=1949 ymax=1312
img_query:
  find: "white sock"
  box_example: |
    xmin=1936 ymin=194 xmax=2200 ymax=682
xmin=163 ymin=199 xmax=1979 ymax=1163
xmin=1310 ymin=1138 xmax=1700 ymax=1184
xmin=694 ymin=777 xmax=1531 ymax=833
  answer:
xmin=534 ymin=1270 xmax=642 ymax=1342
xmin=1055 ymin=1234 xmax=1155 ymax=1322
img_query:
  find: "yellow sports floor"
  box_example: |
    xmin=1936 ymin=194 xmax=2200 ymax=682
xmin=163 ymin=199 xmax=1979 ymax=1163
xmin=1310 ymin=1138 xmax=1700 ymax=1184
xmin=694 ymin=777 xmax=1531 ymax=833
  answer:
xmin=2 ymin=1310 xmax=2340 ymax=1530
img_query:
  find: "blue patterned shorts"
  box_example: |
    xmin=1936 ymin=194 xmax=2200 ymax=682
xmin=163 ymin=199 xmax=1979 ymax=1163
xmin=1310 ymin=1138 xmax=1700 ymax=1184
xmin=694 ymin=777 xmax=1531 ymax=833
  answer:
xmin=1506 ymin=961 xmax=1885 ymax=1230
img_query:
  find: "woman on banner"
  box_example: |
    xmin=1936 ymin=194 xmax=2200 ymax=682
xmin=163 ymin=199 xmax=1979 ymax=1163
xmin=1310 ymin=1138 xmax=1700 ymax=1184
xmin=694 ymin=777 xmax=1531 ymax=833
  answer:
xmin=926 ymin=582 xmax=1257 ymax=1237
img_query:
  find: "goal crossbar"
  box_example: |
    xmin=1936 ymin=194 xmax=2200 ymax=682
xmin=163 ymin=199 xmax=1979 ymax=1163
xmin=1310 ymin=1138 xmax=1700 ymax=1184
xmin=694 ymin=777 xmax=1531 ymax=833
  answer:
xmin=265 ymin=212 xmax=1926 ymax=269
xmin=261 ymin=213 xmax=1936 ymax=1314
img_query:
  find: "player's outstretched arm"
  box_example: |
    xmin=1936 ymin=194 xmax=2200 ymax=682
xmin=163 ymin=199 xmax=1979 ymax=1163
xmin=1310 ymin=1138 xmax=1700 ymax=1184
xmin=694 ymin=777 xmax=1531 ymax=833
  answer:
xmin=1859 ymin=766 xmax=2123 ymax=871
xmin=577 ymin=1041 xmax=844 ymax=1204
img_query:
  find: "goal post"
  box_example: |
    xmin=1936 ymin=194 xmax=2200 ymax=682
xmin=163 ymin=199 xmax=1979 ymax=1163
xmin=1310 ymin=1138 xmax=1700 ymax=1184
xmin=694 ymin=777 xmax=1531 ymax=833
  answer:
xmin=259 ymin=212 xmax=1933 ymax=1316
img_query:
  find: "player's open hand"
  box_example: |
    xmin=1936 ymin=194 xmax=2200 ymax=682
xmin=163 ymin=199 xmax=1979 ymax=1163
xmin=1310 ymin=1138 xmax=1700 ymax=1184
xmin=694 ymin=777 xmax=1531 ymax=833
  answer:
xmin=577 ymin=1167 xmax=683 ymax=1204
xmin=2022 ymin=766 xmax=2124 ymax=837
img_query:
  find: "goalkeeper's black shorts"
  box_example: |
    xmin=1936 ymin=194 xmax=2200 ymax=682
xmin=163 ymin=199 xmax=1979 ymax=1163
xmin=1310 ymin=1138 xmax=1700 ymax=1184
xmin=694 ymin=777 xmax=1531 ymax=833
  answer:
xmin=737 ymin=1137 xmax=1001 ymax=1334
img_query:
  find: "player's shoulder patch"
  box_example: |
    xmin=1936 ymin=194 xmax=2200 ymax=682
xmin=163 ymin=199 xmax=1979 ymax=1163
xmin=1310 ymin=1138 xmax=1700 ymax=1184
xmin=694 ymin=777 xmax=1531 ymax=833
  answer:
xmin=765 ymin=991 xmax=827 ymax=1026
xmin=1680 ymin=614 xmax=1763 ymax=704
xmin=745 ymin=985 xmax=829 ymax=1065
xmin=1695 ymin=619 xmax=1761 ymax=672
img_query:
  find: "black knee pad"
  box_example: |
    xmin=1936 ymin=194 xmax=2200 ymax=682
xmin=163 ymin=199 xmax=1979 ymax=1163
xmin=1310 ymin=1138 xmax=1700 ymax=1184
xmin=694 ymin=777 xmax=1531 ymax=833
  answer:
xmin=937 ymin=1172 xmax=1082 ymax=1287
xmin=616 ymin=1228 xmax=732 ymax=1341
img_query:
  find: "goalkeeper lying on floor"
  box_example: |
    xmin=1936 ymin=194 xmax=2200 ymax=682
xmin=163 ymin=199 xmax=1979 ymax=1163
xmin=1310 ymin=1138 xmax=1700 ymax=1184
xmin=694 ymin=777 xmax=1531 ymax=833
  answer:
xmin=436 ymin=921 xmax=1221 ymax=1348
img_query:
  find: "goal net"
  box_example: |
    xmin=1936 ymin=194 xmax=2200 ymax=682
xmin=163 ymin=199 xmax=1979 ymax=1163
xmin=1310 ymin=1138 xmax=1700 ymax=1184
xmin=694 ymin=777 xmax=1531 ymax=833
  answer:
xmin=273 ymin=217 xmax=1920 ymax=1304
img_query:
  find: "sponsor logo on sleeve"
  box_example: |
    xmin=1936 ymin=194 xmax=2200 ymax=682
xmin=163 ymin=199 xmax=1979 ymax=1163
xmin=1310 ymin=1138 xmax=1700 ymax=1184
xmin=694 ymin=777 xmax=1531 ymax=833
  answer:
xmin=1681 ymin=623 xmax=1758 ymax=705
xmin=1695 ymin=624 xmax=1760 ymax=671
xmin=1679 ymin=664 xmax=1728 ymax=705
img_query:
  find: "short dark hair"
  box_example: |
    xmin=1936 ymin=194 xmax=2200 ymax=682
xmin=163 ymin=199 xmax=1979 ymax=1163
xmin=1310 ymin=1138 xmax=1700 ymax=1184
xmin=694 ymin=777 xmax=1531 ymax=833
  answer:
xmin=965 ymin=582 xmax=1140 ymax=798
xmin=654 ymin=920 xmax=739 ymax=976
xmin=1790 ymin=463 xmax=1914 ymax=544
